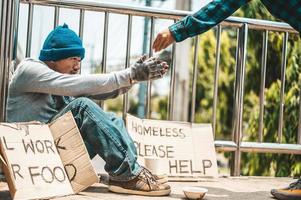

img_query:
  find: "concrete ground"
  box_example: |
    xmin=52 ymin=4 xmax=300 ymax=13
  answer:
xmin=0 ymin=176 xmax=294 ymax=200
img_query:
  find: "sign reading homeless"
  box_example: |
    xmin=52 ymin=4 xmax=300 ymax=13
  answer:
xmin=126 ymin=114 xmax=218 ymax=178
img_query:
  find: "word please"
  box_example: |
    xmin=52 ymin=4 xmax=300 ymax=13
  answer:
xmin=134 ymin=141 xmax=175 ymax=158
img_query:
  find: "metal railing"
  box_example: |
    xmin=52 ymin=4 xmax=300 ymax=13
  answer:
xmin=0 ymin=0 xmax=300 ymax=176
xmin=0 ymin=0 xmax=19 ymax=126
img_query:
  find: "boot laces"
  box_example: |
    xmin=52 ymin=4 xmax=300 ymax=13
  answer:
xmin=139 ymin=167 xmax=158 ymax=189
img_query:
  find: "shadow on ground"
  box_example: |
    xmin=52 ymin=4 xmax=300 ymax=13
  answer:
xmin=80 ymin=184 xmax=276 ymax=200
xmin=0 ymin=185 xmax=277 ymax=200
xmin=0 ymin=189 xmax=11 ymax=200
xmin=187 ymin=186 xmax=275 ymax=200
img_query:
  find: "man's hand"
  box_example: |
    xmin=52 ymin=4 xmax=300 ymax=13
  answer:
xmin=130 ymin=56 xmax=169 ymax=82
xmin=152 ymin=28 xmax=175 ymax=52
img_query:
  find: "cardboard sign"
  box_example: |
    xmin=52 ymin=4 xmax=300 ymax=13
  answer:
xmin=0 ymin=112 xmax=98 ymax=200
xmin=126 ymin=114 xmax=218 ymax=178
xmin=0 ymin=123 xmax=74 ymax=200
xmin=49 ymin=112 xmax=98 ymax=193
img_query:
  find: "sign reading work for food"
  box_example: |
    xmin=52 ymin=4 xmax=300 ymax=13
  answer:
xmin=0 ymin=112 xmax=98 ymax=200
xmin=0 ymin=123 xmax=73 ymax=200
xmin=126 ymin=114 xmax=218 ymax=178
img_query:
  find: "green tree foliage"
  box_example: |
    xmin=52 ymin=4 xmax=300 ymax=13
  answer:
xmin=192 ymin=29 xmax=236 ymax=140
xmin=187 ymin=0 xmax=301 ymax=176
xmin=239 ymin=0 xmax=301 ymax=177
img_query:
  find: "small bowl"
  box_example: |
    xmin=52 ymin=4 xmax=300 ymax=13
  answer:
xmin=183 ymin=186 xmax=208 ymax=200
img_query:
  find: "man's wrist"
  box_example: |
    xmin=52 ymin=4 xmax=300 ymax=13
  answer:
xmin=169 ymin=20 xmax=187 ymax=42
xmin=130 ymin=77 xmax=137 ymax=84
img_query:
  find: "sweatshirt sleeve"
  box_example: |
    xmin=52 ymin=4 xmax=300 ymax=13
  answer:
xmin=169 ymin=0 xmax=250 ymax=42
xmin=89 ymin=86 xmax=132 ymax=100
xmin=11 ymin=59 xmax=132 ymax=97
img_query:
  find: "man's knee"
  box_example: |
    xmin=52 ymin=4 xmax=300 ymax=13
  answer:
xmin=73 ymin=97 xmax=97 ymax=108
xmin=72 ymin=97 xmax=109 ymax=117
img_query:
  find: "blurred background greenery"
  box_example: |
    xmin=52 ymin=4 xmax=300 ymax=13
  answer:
xmin=103 ymin=0 xmax=301 ymax=177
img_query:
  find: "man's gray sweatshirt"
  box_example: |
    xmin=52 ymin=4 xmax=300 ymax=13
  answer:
xmin=6 ymin=59 xmax=132 ymax=123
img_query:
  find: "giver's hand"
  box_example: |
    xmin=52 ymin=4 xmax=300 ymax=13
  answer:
xmin=152 ymin=28 xmax=175 ymax=52
xmin=130 ymin=56 xmax=169 ymax=82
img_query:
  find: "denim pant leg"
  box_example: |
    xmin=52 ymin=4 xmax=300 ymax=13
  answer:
xmin=50 ymin=97 xmax=142 ymax=181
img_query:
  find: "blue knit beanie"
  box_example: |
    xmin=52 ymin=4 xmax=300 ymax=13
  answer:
xmin=39 ymin=23 xmax=85 ymax=61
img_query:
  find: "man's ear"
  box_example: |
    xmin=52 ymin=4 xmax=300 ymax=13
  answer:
xmin=45 ymin=61 xmax=56 ymax=69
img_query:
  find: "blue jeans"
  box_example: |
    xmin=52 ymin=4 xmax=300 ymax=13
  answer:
xmin=50 ymin=97 xmax=142 ymax=181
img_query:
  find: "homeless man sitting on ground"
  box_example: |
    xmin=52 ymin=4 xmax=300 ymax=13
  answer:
xmin=6 ymin=24 xmax=171 ymax=196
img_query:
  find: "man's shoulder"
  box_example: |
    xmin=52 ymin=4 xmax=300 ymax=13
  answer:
xmin=15 ymin=58 xmax=49 ymax=75
xmin=10 ymin=58 xmax=49 ymax=85
xmin=18 ymin=58 xmax=46 ymax=68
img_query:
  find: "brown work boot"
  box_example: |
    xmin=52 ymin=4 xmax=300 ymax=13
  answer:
xmin=108 ymin=167 xmax=171 ymax=196
xmin=153 ymin=174 xmax=168 ymax=184
xmin=271 ymin=179 xmax=301 ymax=200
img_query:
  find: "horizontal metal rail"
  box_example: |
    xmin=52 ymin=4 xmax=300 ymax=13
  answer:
xmin=0 ymin=0 xmax=299 ymax=176
xmin=21 ymin=0 xmax=298 ymax=33
xmin=215 ymin=141 xmax=301 ymax=154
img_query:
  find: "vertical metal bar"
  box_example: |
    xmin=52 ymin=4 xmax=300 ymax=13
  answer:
xmin=9 ymin=0 xmax=17 ymax=61
xmin=6 ymin=0 xmax=13 ymax=64
xmin=0 ymin=1 xmax=3 ymax=33
xmin=0 ymin=1 xmax=5 ymax=183
xmin=2 ymin=0 xmax=14 ymax=122
xmin=0 ymin=0 xmax=7 ymax=65
xmin=79 ymin=9 xmax=85 ymax=39
xmin=190 ymin=36 xmax=199 ymax=123
xmin=100 ymin=11 xmax=109 ymax=108
xmin=231 ymin=29 xmax=241 ymax=176
xmin=168 ymin=19 xmax=177 ymax=120
xmin=168 ymin=44 xmax=176 ymax=120
xmin=146 ymin=17 xmax=154 ymax=119
xmin=0 ymin=0 xmax=8 ymax=122
xmin=231 ymin=28 xmax=240 ymax=142
xmin=123 ymin=14 xmax=132 ymax=121
xmin=0 ymin=0 xmax=7 ymax=71
xmin=26 ymin=2 xmax=34 ymax=57
xmin=212 ymin=25 xmax=222 ymax=136
xmin=236 ymin=24 xmax=248 ymax=176
xmin=0 ymin=0 xmax=2 ymax=40
xmin=101 ymin=11 xmax=109 ymax=74
xmin=277 ymin=32 xmax=288 ymax=143
xmin=54 ymin=6 xmax=59 ymax=28
xmin=258 ymin=30 xmax=268 ymax=143
xmin=297 ymin=89 xmax=301 ymax=144
xmin=12 ymin=0 xmax=20 ymax=61
xmin=232 ymin=24 xmax=248 ymax=176
xmin=78 ymin=9 xmax=85 ymax=75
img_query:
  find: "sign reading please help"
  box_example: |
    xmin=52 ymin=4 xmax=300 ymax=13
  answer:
xmin=126 ymin=114 xmax=218 ymax=178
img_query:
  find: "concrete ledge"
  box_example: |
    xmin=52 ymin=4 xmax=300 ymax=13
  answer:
xmin=0 ymin=176 xmax=294 ymax=200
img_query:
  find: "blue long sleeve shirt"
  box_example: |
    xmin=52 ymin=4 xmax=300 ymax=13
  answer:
xmin=169 ymin=0 xmax=301 ymax=42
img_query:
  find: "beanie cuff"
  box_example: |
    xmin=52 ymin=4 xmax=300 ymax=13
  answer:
xmin=39 ymin=47 xmax=85 ymax=61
